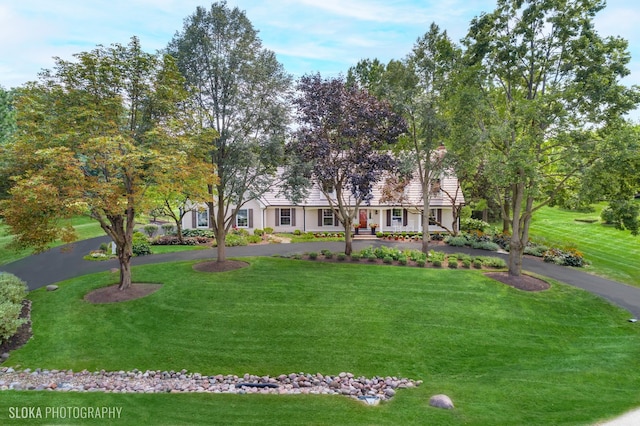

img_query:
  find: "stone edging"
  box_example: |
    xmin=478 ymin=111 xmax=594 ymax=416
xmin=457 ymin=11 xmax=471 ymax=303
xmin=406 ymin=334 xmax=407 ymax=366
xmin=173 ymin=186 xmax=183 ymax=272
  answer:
xmin=0 ymin=368 xmax=421 ymax=403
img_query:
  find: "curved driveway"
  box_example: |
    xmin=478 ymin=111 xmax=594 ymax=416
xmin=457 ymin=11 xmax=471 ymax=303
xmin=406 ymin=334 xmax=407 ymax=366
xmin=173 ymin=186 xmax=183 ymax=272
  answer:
xmin=2 ymin=236 xmax=640 ymax=319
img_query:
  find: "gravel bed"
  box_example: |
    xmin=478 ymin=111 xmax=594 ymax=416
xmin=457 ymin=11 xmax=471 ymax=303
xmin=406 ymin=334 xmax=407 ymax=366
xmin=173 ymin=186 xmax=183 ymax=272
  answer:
xmin=0 ymin=368 xmax=421 ymax=402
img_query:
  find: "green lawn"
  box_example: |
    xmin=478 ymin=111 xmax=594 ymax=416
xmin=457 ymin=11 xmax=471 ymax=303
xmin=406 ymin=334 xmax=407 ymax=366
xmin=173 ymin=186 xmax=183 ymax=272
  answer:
xmin=0 ymin=216 xmax=105 ymax=265
xmin=4 ymin=257 xmax=640 ymax=425
xmin=529 ymin=204 xmax=640 ymax=286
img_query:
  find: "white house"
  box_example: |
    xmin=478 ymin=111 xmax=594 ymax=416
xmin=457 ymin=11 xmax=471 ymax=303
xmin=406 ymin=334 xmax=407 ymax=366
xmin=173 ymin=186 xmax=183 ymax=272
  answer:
xmin=182 ymin=169 xmax=465 ymax=235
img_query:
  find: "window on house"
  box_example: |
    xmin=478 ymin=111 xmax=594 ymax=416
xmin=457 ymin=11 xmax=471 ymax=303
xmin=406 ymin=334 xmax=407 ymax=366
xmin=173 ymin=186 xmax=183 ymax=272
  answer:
xmin=392 ymin=208 xmax=403 ymax=223
xmin=323 ymin=209 xmax=335 ymax=226
xmin=279 ymin=208 xmax=291 ymax=226
xmin=236 ymin=209 xmax=248 ymax=228
xmin=429 ymin=208 xmax=442 ymax=225
xmin=197 ymin=209 xmax=209 ymax=228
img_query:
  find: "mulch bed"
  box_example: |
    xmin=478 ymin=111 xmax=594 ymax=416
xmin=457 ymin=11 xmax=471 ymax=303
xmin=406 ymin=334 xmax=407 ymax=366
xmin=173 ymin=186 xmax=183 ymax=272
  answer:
xmin=84 ymin=283 xmax=162 ymax=304
xmin=485 ymin=272 xmax=550 ymax=292
xmin=193 ymin=260 xmax=250 ymax=273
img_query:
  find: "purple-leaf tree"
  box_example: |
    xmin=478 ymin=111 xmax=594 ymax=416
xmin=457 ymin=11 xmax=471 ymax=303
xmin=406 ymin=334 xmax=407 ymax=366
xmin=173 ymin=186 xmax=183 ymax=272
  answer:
xmin=284 ymin=74 xmax=406 ymax=254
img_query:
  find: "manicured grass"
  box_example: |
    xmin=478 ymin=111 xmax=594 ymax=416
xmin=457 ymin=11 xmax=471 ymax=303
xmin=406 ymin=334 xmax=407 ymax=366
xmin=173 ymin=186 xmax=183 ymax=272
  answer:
xmin=0 ymin=216 xmax=105 ymax=265
xmin=150 ymin=244 xmax=209 ymax=254
xmin=5 ymin=258 xmax=640 ymax=425
xmin=530 ymin=204 xmax=640 ymax=286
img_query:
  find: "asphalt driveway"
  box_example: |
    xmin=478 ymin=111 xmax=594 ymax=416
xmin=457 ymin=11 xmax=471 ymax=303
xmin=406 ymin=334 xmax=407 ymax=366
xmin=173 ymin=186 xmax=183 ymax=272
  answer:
xmin=2 ymin=237 xmax=640 ymax=319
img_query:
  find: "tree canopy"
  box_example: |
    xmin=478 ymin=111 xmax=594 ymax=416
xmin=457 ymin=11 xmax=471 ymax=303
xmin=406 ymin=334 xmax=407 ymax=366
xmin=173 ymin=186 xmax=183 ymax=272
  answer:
xmin=456 ymin=0 xmax=640 ymax=276
xmin=167 ymin=1 xmax=292 ymax=262
xmin=285 ymin=73 xmax=406 ymax=254
xmin=1 ymin=37 xmax=191 ymax=289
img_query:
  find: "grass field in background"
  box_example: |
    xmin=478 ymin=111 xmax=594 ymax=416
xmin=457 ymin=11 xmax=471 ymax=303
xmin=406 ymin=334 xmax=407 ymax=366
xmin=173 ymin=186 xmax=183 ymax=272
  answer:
xmin=529 ymin=203 xmax=640 ymax=286
xmin=0 ymin=216 xmax=105 ymax=265
xmin=4 ymin=257 xmax=640 ymax=425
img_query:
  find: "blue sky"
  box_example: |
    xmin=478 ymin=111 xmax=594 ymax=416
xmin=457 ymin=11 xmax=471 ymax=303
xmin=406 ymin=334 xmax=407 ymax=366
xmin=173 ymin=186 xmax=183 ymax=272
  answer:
xmin=1 ymin=0 xmax=639 ymax=119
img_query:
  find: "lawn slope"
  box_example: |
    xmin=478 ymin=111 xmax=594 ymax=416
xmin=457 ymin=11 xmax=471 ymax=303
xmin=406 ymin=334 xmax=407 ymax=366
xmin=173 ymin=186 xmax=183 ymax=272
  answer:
xmin=3 ymin=257 xmax=640 ymax=425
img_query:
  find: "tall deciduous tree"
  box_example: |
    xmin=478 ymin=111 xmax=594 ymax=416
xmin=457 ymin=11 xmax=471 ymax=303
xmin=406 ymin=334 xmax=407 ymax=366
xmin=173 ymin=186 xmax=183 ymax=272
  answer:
xmin=348 ymin=24 xmax=460 ymax=253
xmin=167 ymin=1 xmax=291 ymax=262
xmin=0 ymin=86 xmax=17 ymax=200
xmin=1 ymin=37 xmax=188 ymax=290
xmin=460 ymin=0 xmax=639 ymax=276
xmin=285 ymin=74 xmax=406 ymax=255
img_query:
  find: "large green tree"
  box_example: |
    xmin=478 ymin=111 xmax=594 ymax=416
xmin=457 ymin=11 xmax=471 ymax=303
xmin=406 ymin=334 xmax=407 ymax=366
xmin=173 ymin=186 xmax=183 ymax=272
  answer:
xmin=348 ymin=24 xmax=461 ymax=253
xmin=459 ymin=0 xmax=639 ymax=276
xmin=1 ymin=37 xmax=189 ymax=290
xmin=167 ymin=1 xmax=291 ymax=263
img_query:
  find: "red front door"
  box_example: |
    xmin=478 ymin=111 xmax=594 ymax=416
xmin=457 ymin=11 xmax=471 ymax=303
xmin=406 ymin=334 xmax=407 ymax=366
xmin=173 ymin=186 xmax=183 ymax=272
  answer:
xmin=359 ymin=210 xmax=368 ymax=229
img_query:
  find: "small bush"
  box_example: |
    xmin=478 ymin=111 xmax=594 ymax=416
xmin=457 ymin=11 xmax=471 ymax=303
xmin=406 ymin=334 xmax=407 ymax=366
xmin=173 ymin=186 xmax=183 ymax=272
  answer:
xmin=383 ymin=256 xmax=393 ymax=264
xmin=376 ymin=232 xmax=384 ymax=238
xmin=445 ymin=236 xmax=468 ymax=247
xmin=460 ymin=217 xmax=491 ymax=232
xmin=350 ymin=253 xmax=361 ymax=261
xmin=321 ymin=249 xmax=332 ymax=256
xmin=292 ymin=253 xmax=302 ymax=260
xmin=264 ymin=227 xmax=274 ymax=234
xmin=367 ymin=254 xmax=377 ymax=262
xmin=324 ymin=252 xmax=334 ymax=259
xmin=432 ymin=260 xmax=442 ymax=267
xmin=132 ymin=232 xmax=152 ymax=256
xmin=143 ymin=224 xmax=159 ymax=238
xmin=247 ymin=235 xmax=262 ymax=244
xmin=447 ymin=259 xmax=459 ymax=269
xmin=473 ymin=260 xmax=483 ymax=269
xmin=161 ymin=223 xmax=176 ymax=234
xmin=226 ymin=233 xmax=248 ymax=247
xmin=308 ymin=252 xmax=318 ymax=260
xmin=183 ymin=229 xmax=216 ymax=238
xmin=462 ymin=259 xmax=471 ymax=268
xmin=416 ymin=259 xmax=426 ymax=267
xmin=398 ymin=257 xmax=408 ymax=266
xmin=0 ymin=273 xmax=28 ymax=345
xmin=337 ymin=253 xmax=346 ymax=261
xmin=254 ymin=229 xmax=264 ymax=236
xmin=293 ymin=229 xmax=302 ymax=236
xmin=483 ymin=257 xmax=507 ymax=268
xmin=471 ymin=241 xmax=501 ymax=251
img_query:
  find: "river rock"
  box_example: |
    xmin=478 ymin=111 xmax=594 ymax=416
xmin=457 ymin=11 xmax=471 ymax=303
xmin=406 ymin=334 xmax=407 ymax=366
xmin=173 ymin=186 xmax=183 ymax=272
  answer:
xmin=429 ymin=394 xmax=454 ymax=409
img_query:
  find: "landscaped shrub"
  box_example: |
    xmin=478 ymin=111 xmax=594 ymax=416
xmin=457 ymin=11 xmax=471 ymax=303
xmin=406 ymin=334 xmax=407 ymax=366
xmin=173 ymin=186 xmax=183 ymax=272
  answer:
xmin=460 ymin=217 xmax=491 ymax=233
xmin=481 ymin=257 xmax=507 ymax=269
xmin=367 ymin=254 xmax=377 ymax=262
xmin=383 ymin=256 xmax=393 ymax=264
xmin=445 ymin=235 xmax=468 ymax=247
xmin=376 ymin=232 xmax=384 ymax=238
xmin=337 ymin=253 xmax=346 ymax=261
xmin=471 ymin=241 xmax=501 ymax=251
xmin=254 ymin=229 xmax=264 ymax=237
xmin=292 ymin=253 xmax=302 ymax=260
xmin=398 ymin=256 xmax=408 ymax=266
xmin=447 ymin=259 xmax=458 ymax=269
xmin=0 ymin=273 xmax=27 ymax=345
xmin=321 ymin=249 xmax=332 ymax=257
xmin=416 ymin=259 xmax=426 ymax=267
xmin=524 ymin=244 xmax=549 ymax=257
xmin=308 ymin=252 xmax=318 ymax=260
xmin=492 ymin=233 xmax=511 ymax=250
xmin=143 ymin=224 xmax=158 ymax=238
xmin=429 ymin=250 xmax=445 ymax=263
xmin=293 ymin=229 xmax=302 ymax=236
xmin=473 ymin=260 xmax=483 ymax=269
xmin=350 ymin=253 xmax=361 ymax=261
xmin=161 ymin=223 xmax=175 ymax=234
xmin=462 ymin=259 xmax=471 ymax=268
xmin=324 ymin=252 xmax=334 ymax=259
xmin=543 ymin=248 xmax=586 ymax=267
xmin=264 ymin=227 xmax=274 ymax=234
xmin=432 ymin=260 xmax=442 ymax=267
xmin=132 ymin=232 xmax=152 ymax=256
xmin=183 ymin=229 xmax=216 ymax=238
xmin=226 ymin=233 xmax=248 ymax=247
xmin=247 ymin=235 xmax=262 ymax=244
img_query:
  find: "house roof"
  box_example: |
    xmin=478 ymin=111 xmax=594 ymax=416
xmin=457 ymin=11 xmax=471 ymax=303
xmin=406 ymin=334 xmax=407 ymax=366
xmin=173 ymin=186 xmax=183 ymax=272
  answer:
xmin=259 ymin=168 xmax=465 ymax=208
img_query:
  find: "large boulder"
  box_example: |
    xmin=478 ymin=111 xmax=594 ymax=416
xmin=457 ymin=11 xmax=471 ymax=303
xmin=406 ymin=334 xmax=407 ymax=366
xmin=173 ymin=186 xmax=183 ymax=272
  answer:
xmin=429 ymin=394 xmax=454 ymax=409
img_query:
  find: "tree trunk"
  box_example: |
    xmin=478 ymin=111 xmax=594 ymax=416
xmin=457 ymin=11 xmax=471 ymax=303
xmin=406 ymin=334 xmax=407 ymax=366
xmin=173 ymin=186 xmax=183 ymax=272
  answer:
xmin=118 ymin=249 xmax=133 ymax=290
xmin=344 ymin=220 xmax=353 ymax=255
xmin=176 ymin=220 xmax=184 ymax=244
xmin=215 ymin=192 xmax=227 ymax=263
xmin=507 ymin=179 xmax=525 ymax=276
xmin=421 ymin=180 xmax=431 ymax=254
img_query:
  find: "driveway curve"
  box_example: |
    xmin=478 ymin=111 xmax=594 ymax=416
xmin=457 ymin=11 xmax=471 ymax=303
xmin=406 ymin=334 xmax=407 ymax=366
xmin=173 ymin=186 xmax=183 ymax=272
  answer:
xmin=2 ymin=236 xmax=640 ymax=319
